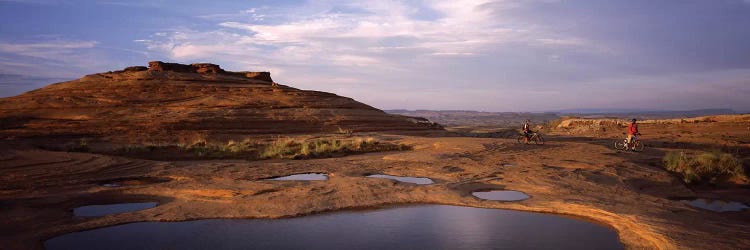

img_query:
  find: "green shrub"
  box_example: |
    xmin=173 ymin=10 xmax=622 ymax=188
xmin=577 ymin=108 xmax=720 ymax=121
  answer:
xmin=663 ymin=151 xmax=746 ymax=184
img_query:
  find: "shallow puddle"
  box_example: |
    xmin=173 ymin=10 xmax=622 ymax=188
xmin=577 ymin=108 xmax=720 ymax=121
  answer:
xmin=269 ymin=173 xmax=328 ymax=181
xmin=74 ymin=202 xmax=158 ymax=217
xmin=472 ymin=190 xmax=530 ymax=201
xmin=366 ymin=174 xmax=434 ymax=185
xmin=96 ymin=177 xmax=171 ymax=187
xmin=682 ymin=199 xmax=749 ymax=212
xmin=47 ymin=205 xmax=623 ymax=250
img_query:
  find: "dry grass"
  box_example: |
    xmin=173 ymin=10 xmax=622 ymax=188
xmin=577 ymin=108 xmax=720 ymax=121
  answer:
xmin=65 ymin=139 xmax=90 ymax=152
xmin=112 ymin=137 xmax=408 ymax=160
xmin=664 ymin=151 xmax=746 ymax=184
xmin=260 ymin=137 xmax=409 ymax=159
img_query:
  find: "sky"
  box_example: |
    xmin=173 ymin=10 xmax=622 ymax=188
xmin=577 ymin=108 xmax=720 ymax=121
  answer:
xmin=1 ymin=0 xmax=749 ymax=112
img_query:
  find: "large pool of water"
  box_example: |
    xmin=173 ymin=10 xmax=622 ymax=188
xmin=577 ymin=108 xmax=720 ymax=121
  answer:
xmin=48 ymin=205 xmax=623 ymax=249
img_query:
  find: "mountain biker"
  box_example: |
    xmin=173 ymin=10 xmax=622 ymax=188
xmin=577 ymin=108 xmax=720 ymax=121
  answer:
xmin=523 ymin=119 xmax=532 ymax=140
xmin=627 ymin=118 xmax=640 ymax=150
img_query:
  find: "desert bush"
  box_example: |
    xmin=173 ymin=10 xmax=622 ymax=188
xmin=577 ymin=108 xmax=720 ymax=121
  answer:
xmin=115 ymin=139 xmax=260 ymax=158
xmin=260 ymin=138 xmax=299 ymax=159
xmin=220 ymin=139 xmax=260 ymax=153
xmin=336 ymin=126 xmax=353 ymax=135
xmin=663 ymin=151 xmax=746 ymax=184
xmin=66 ymin=139 xmax=90 ymax=152
xmin=260 ymin=137 xmax=410 ymax=159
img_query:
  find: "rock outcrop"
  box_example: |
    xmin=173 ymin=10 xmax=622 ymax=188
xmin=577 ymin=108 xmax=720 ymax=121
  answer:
xmin=109 ymin=61 xmax=274 ymax=83
xmin=0 ymin=62 xmax=441 ymax=142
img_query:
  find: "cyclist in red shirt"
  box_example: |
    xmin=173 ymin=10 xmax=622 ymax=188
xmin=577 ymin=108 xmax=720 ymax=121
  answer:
xmin=627 ymin=118 xmax=640 ymax=150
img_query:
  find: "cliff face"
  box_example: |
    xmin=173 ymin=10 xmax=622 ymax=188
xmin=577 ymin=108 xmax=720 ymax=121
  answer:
xmin=0 ymin=62 xmax=440 ymax=141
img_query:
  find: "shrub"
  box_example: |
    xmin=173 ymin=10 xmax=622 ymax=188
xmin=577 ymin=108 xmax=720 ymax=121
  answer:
xmin=66 ymin=139 xmax=90 ymax=152
xmin=663 ymin=151 xmax=746 ymax=184
xmin=336 ymin=126 xmax=353 ymax=135
xmin=260 ymin=137 xmax=409 ymax=159
xmin=220 ymin=139 xmax=258 ymax=153
xmin=260 ymin=138 xmax=299 ymax=159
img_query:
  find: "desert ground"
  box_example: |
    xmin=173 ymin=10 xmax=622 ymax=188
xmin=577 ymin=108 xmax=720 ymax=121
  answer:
xmin=1 ymin=63 xmax=748 ymax=249
xmin=2 ymin=115 xmax=750 ymax=249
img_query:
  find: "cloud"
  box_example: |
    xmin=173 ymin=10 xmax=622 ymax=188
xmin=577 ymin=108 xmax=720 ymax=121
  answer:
xmin=134 ymin=0 xmax=590 ymax=91
xmin=131 ymin=0 xmax=749 ymax=111
xmin=0 ymin=40 xmax=98 ymax=59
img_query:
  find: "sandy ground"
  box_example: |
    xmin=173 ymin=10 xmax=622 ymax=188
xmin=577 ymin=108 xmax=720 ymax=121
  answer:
xmin=2 ymin=130 xmax=749 ymax=250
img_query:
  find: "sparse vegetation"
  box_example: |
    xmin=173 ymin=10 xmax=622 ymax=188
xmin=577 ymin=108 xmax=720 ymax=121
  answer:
xmin=260 ymin=137 xmax=410 ymax=159
xmin=663 ymin=151 xmax=746 ymax=184
xmin=66 ymin=139 xmax=90 ymax=152
xmin=111 ymin=137 xmax=409 ymax=160
xmin=336 ymin=126 xmax=354 ymax=136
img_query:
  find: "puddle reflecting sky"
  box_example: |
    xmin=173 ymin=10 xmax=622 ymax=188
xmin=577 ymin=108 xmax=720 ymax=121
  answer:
xmin=270 ymin=173 xmax=328 ymax=181
xmin=48 ymin=205 xmax=622 ymax=250
xmin=682 ymin=199 xmax=749 ymax=212
xmin=472 ymin=190 xmax=530 ymax=201
xmin=74 ymin=202 xmax=158 ymax=217
xmin=367 ymin=174 xmax=434 ymax=185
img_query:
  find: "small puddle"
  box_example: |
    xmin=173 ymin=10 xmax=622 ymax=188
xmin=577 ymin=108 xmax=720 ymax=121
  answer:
xmin=47 ymin=205 xmax=623 ymax=249
xmin=268 ymin=173 xmax=328 ymax=181
xmin=74 ymin=202 xmax=158 ymax=217
xmin=96 ymin=177 xmax=171 ymax=187
xmin=472 ymin=190 xmax=530 ymax=201
xmin=366 ymin=174 xmax=434 ymax=185
xmin=681 ymin=199 xmax=749 ymax=212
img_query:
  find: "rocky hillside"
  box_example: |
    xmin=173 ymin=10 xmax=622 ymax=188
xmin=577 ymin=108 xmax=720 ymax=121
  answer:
xmin=0 ymin=61 xmax=441 ymax=142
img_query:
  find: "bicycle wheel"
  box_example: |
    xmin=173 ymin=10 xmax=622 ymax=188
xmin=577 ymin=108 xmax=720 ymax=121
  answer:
xmin=517 ymin=135 xmax=526 ymax=144
xmin=534 ymin=134 xmax=544 ymax=145
xmin=614 ymin=139 xmax=626 ymax=150
xmin=633 ymin=140 xmax=645 ymax=152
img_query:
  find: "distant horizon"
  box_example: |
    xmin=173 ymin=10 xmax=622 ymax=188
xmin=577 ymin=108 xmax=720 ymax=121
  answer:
xmin=0 ymin=72 xmax=747 ymax=114
xmin=2 ymin=0 xmax=749 ymax=112
xmin=385 ymin=107 xmax=745 ymax=115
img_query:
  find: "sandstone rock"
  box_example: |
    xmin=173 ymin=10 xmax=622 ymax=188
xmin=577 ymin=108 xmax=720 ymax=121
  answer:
xmin=190 ymin=63 xmax=224 ymax=74
xmin=242 ymin=72 xmax=273 ymax=82
xmin=123 ymin=66 xmax=148 ymax=72
xmin=148 ymin=61 xmax=195 ymax=72
xmin=0 ymin=62 xmax=441 ymax=141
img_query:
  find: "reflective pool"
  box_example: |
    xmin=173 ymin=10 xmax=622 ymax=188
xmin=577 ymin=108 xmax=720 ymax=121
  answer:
xmin=366 ymin=174 xmax=434 ymax=185
xmin=48 ymin=205 xmax=622 ymax=250
xmin=682 ymin=199 xmax=749 ymax=212
xmin=472 ymin=190 xmax=530 ymax=201
xmin=74 ymin=202 xmax=158 ymax=217
xmin=268 ymin=173 xmax=328 ymax=181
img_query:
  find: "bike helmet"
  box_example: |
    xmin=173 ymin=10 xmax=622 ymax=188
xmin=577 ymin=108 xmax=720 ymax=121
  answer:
xmin=631 ymin=118 xmax=637 ymax=122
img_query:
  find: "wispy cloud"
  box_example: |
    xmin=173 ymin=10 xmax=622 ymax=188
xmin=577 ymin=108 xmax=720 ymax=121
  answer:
xmin=0 ymin=40 xmax=98 ymax=59
xmin=137 ymin=0 xmax=585 ymax=69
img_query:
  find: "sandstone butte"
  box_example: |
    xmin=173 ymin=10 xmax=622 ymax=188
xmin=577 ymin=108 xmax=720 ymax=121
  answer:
xmin=0 ymin=61 xmax=442 ymax=142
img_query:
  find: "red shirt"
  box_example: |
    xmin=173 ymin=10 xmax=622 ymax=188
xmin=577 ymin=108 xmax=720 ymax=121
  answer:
xmin=628 ymin=123 xmax=639 ymax=135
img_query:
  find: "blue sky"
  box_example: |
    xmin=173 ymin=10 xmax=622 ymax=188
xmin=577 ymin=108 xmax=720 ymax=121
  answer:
xmin=1 ymin=0 xmax=749 ymax=112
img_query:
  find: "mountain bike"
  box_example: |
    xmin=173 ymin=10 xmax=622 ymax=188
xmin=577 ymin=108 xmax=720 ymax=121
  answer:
xmin=614 ymin=133 xmax=644 ymax=152
xmin=518 ymin=132 xmax=544 ymax=145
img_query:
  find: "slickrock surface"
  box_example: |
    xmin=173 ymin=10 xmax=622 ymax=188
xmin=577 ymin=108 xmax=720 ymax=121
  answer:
xmin=0 ymin=62 xmax=440 ymax=142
